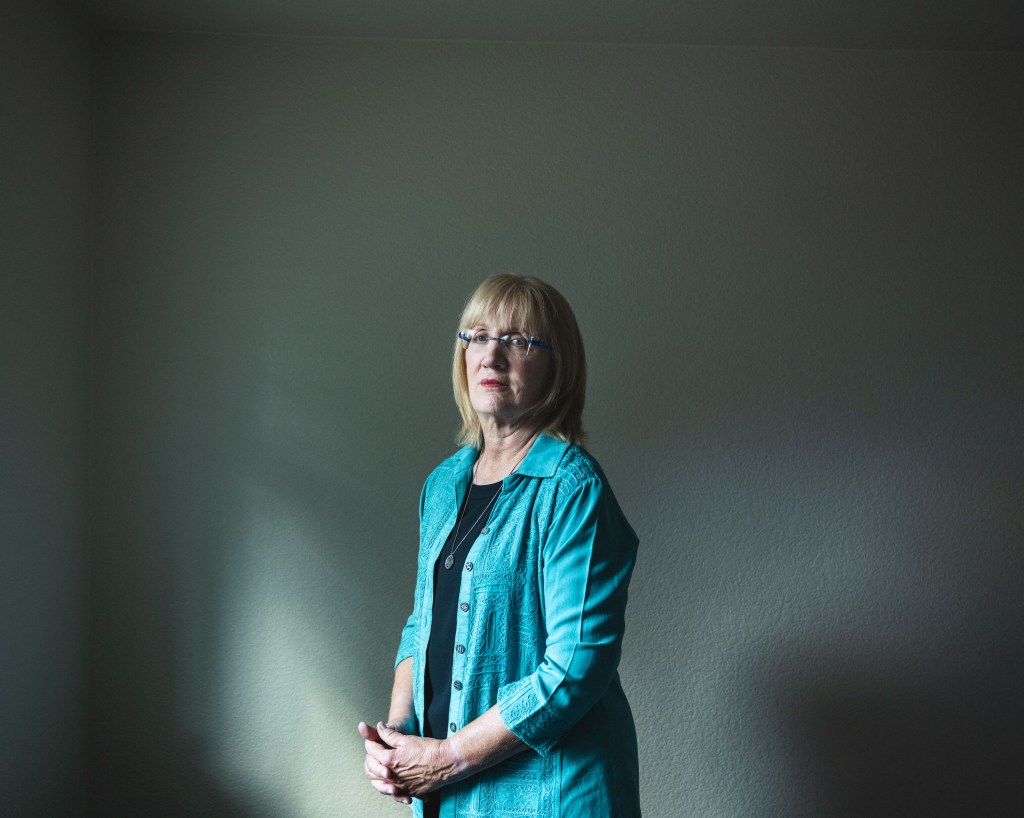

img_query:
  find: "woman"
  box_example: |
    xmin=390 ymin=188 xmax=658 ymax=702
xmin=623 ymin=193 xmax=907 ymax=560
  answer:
xmin=359 ymin=274 xmax=640 ymax=817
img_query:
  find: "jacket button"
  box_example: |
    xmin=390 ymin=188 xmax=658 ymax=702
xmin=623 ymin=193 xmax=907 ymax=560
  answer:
xmin=453 ymin=680 xmax=463 ymax=690
xmin=465 ymin=562 xmax=473 ymax=571
xmin=456 ymin=644 xmax=466 ymax=654
xmin=459 ymin=602 xmax=469 ymax=612
xmin=480 ymin=527 xmax=488 ymax=535
xmin=449 ymin=722 xmax=457 ymax=733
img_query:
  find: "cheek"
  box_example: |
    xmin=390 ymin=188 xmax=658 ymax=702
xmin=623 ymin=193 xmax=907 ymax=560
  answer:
xmin=524 ymin=361 xmax=553 ymax=401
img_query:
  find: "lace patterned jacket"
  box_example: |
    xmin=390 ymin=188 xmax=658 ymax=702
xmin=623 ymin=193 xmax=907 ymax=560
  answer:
xmin=396 ymin=433 xmax=641 ymax=818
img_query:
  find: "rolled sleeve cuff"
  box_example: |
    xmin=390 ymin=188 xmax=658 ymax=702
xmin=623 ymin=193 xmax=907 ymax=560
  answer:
xmin=395 ymin=632 xmax=416 ymax=671
xmin=496 ymin=677 xmax=563 ymax=756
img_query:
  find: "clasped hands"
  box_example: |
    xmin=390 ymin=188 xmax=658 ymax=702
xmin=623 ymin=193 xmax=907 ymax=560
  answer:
xmin=359 ymin=721 xmax=460 ymax=804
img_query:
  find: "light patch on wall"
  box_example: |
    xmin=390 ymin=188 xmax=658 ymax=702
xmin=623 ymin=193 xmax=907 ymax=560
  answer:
xmin=169 ymin=324 xmax=397 ymax=817
xmin=204 ymin=479 xmax=354 ymax=815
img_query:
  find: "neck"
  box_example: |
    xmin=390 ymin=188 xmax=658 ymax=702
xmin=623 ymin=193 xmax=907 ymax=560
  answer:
xmin=474 ymin=423 xmax=540 ymax=484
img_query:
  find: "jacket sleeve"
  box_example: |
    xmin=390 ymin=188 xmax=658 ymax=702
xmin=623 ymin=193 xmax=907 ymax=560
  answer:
xmin=394 ymin=610 xmax=418 ymax=670
xmin=495 ymin=476 xmax=638 ymax=755
xmin=394 ymin=478 xmax=431 ymax=670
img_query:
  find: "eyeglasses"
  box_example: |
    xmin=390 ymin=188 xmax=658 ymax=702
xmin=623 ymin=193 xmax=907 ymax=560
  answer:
xmin=458 ymin=330 xmax=553 ymax=358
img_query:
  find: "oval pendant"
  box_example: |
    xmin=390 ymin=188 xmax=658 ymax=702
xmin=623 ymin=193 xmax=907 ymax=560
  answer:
xmin=444 ymin=554 xmax=454 ymax=570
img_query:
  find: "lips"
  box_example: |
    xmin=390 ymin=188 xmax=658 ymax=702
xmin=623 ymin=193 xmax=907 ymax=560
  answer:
xmin=479 ymin=379 xmax=506 ymax=387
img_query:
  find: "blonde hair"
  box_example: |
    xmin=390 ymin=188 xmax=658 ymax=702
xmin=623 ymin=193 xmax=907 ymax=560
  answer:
xmin=452 ymin=274 xmax=586 ymax=447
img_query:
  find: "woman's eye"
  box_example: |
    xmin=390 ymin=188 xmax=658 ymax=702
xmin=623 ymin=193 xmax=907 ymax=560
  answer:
xmin=473 ymin=334 xmax=490 ymax=344
xmin=507 ymin=336 xmax=527 ymax=348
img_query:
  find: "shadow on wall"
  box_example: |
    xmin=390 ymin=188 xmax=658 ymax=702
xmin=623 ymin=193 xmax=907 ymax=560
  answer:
xmin=157 ymin=737 xmax=261 ymax=818
xmin=794 ymin=675 xmax=1022 ymax=816
xmin=764 ymin=551 xmax=1024 ymax=816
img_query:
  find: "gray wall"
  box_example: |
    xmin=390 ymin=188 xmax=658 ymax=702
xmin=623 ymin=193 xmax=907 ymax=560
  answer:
xmin=1 ymin=16 xmax=1017 ymax=816
xmin=0 ymin=0 xmax=93 ymax=814
xmin=89 ymin=33 xmax=1024 ymax=818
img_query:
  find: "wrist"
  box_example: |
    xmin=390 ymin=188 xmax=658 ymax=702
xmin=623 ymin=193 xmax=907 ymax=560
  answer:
xmin=385 ymin=715 xmax=415 ymax=734
xmin=441 ymin=736 xmax=469 ymax=780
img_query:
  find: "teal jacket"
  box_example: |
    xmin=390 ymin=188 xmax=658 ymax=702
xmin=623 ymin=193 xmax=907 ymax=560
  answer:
xmin=396 ymin=433 xmax=641 ymax=817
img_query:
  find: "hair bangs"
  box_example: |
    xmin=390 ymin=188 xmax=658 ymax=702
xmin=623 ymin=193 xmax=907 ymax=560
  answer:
xmin=459 ymin=280 xmax=551 ymax=341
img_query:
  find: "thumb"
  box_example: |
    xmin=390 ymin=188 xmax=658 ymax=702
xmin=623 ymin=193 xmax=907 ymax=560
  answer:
xmin=358 ymin=721 xmax=381 ymax=742
xmin=376 ymin=721 xmax=404 ymax=746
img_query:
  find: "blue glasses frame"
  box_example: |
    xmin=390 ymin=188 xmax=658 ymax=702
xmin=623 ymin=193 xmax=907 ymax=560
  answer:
xmin=458 ymin=330 xmax=553 ymax=356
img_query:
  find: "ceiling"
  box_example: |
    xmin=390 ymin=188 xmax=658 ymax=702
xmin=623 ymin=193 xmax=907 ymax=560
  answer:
xmin=68 ymin=0 xmax=1024 ymax=50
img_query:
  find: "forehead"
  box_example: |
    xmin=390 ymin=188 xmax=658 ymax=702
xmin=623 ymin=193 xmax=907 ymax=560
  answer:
xmin=465 ymin=306 xmax=530 ymax=332
xmin=468 ymin=319 xmax=524 ymax=333
xmin=465 ymin=289 xmax=542 ymax=328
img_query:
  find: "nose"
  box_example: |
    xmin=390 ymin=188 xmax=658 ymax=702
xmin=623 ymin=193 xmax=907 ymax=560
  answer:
xmin=481 ymin=338 xmax=507 ymax=367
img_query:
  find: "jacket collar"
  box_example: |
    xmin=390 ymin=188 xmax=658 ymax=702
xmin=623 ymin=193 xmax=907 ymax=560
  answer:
xmin=450 ymin=445 xmax=477 ymax=481
xmin=516 ymin=432 xmax=569 ymax=478
xmin=452 ymin=432 xmax=568 ymax=482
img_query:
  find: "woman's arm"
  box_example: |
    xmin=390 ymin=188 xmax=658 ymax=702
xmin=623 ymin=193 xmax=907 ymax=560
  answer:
xmin=496 ymin=475 xmax=638 ymax=754
xmin=367 ymin=704 xmax=526 ymax=798
xmin=387 ymin=657 xmax=415 ymax=732
xmin=363 ymin=475 xmax=437 ymax=802
xmin=445 ymin=705 xmax=526 ymax=774
xmin=360 ymin=658 xmax=417 ymax=804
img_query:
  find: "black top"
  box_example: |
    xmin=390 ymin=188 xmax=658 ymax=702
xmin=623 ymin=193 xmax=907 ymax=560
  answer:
xmin=423 ymin=479 xmax=501 ymax=740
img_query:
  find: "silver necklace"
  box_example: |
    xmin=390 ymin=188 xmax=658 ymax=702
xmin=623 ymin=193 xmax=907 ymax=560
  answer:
xmin=444 ymin=450 xmax=528 ymax=570
xmin=444 ymin=485 xmax=499 ymax=570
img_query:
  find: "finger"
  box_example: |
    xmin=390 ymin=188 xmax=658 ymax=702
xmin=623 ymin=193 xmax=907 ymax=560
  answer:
xmin=376 ymin=721 xmax=404 ymax=747
xmin=363 ymin=757 xmax=377 ymax=780
xmin=364 ymin=741 xmax=395 ymax=766
xmin=357 ymin=721 xmax=381 ymax=742
xmin=371 ymin=778 xmax=404 ymax=797
xmin=365 ymin=757 xmax=393 ymax=781
xmin=363 ymin=732 xmax=393 ymax=755
xmin=387 ymin=786 xmax=413 ymax=804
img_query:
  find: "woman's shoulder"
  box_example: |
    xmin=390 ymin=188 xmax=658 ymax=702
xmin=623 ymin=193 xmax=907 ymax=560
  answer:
xmin=553 ymin=442 xmax=606 ymax=485
xmin=541 ymin=441 xmax=625 ymax=510
xmin=423 ymin=444 xmax=476 ymax=484
xmin=548 ymin=442 xmax=639 ymax=545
